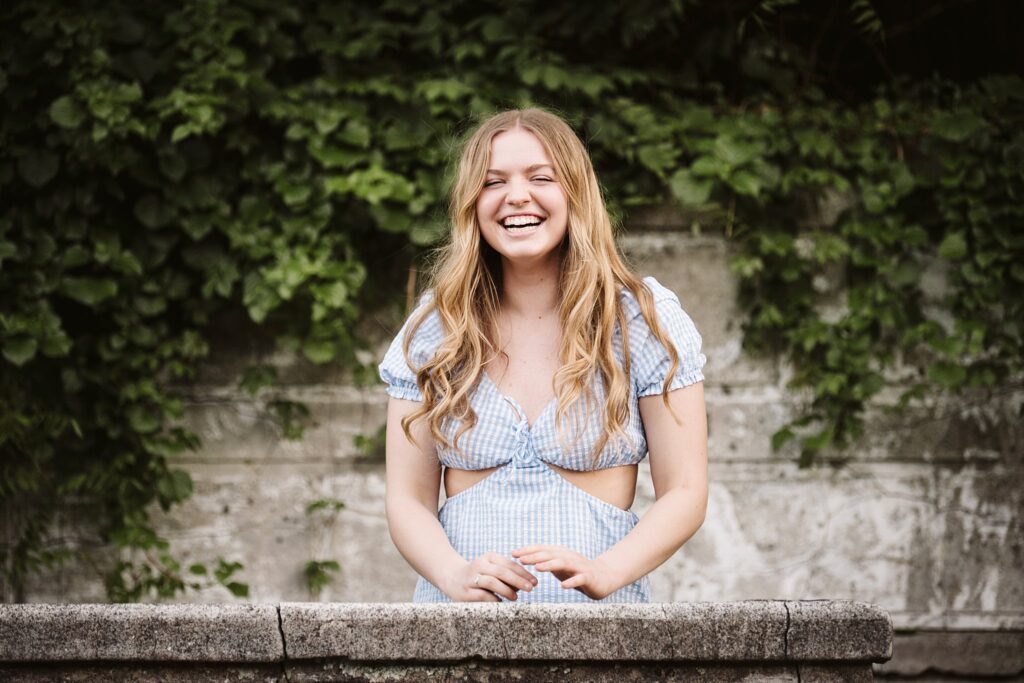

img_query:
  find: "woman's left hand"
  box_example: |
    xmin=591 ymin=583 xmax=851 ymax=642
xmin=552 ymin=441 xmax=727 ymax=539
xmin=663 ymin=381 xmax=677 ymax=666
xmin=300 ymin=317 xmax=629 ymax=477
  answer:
xmin=511 ymin=545 xmax=621 ymax=600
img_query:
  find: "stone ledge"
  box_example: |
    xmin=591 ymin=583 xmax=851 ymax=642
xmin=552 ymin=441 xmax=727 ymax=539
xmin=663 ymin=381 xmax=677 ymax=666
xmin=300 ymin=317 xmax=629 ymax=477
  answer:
xmin=0 ymin=601 xmax=890 ymax=664
xmin=0 ymin=604 xmax=282 ymax=662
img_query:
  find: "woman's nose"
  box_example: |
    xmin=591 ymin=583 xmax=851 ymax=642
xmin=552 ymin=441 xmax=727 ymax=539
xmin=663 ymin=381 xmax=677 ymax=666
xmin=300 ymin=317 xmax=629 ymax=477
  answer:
xmin=504 ymin=179 xmax=530 ymax=204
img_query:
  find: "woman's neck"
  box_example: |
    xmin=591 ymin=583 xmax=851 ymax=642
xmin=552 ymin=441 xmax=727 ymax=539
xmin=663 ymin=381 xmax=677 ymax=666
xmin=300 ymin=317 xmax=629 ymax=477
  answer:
xmin=499 ymin=256 xmax=560 ymax=319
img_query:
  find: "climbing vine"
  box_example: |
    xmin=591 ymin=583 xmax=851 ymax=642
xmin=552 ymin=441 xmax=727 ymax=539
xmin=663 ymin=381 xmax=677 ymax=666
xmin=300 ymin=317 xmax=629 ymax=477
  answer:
xmin=1 ymin=0 xmax=1020 ymax=600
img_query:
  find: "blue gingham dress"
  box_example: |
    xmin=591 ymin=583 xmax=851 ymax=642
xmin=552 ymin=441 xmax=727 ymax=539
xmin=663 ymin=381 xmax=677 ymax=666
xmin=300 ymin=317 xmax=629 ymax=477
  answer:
xmin=379 ymin=276 xmax=706 ymax=603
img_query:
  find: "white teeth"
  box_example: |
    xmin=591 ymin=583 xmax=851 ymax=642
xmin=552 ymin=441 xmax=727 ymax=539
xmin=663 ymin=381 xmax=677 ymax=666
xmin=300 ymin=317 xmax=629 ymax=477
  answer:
xmin=501 ymin=215 xmax=543 ymax=228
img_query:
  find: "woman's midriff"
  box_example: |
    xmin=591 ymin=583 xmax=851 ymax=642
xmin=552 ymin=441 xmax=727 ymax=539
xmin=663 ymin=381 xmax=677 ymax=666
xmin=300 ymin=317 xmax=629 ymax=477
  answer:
xmin=444 ymin=462 xmax=638 ymax=510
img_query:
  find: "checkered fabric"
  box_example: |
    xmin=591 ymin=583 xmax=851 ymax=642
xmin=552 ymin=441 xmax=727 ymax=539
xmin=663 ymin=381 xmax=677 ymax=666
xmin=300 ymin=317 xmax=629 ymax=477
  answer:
xmin=379 ymin=277 xmax=706 ymax=603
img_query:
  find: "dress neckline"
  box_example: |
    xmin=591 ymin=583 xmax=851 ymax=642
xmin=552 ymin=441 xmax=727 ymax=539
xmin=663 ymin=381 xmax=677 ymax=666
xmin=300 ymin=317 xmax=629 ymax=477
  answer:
xmin=479 ymin=370 xmax=557 ymax=431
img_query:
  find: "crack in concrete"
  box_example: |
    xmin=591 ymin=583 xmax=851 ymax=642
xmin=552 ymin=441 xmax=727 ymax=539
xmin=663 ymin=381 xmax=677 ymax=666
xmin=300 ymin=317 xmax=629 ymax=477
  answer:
xmin=785 ymin=601 xmax=800 ymax=682
xmin=495 ymin=604 xmax=510 ymax=660
xmin=783 ymin=601 xmax=791 ymax=660
xmin=661 ymin=603 xmax=678 ymax=659
xmin=276 ymin=604 xmax=291 ymax=683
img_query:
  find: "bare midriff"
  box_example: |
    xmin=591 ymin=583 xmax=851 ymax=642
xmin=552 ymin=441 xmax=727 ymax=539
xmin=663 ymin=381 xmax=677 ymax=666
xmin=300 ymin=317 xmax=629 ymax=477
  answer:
xmin=444 ymin=462 xmax=638 ymax=511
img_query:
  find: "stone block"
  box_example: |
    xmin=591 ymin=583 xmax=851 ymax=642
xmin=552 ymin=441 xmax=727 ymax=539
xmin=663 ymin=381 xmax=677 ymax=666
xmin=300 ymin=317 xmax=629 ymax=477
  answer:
xmin=281 ymin=602 xmax=506 ymax=660
xmin=178 ymin=386 xmax=386 ymax=464
xmin=279 ymin=602 xmax=792 ymax=663
xmin=284 ymin=661 xmax=802 ymax=682
xmin=876 ymin=630 xmax=1024 ymax=676
xmin=786 ymin=600 xmax=892 ymax=661
xmin=0 ymin=604 xmax=282 ymax=662
xmin=0 ymin=663 xmax=283 ymax=682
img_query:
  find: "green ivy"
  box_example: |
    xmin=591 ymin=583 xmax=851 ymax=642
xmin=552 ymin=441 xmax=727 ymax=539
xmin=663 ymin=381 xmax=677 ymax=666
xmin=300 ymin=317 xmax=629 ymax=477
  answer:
xmin=1 ymin=0 xmax=1020 ymax=600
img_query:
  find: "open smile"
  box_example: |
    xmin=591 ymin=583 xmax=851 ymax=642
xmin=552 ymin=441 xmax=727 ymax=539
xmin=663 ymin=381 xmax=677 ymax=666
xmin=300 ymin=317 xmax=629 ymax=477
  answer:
xmin=499 ymin=214 xmax=546 ymax=235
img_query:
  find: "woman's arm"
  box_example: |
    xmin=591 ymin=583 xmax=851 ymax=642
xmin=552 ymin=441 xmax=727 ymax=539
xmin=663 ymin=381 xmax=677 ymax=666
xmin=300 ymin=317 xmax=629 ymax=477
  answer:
xmin=513 ymin=382 xmax=708 ymax=598
xmin=385 ymin=397 xmax=537 ymax=601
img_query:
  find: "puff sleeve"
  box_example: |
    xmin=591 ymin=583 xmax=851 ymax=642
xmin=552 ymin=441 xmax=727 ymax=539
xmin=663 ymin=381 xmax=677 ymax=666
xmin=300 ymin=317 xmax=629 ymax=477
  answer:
xmin=630 ymin=277 xmax=707 ymax=397
xmin=378 ymin=291 xmax=441 ymax=402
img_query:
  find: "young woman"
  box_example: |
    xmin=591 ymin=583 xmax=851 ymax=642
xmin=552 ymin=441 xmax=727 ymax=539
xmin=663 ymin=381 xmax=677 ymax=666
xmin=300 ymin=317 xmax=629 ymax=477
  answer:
xmin=379 ymin=108 xmax=708 ymax=603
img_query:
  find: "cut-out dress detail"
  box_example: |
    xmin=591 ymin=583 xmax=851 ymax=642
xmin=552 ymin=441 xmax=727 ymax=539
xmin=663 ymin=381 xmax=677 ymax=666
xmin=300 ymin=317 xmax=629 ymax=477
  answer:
xmin=378 ymin=277 xmax=706 ymax=602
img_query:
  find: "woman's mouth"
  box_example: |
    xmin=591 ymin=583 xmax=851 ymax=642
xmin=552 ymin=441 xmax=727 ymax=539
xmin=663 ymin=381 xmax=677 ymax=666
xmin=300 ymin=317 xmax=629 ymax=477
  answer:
xmin=500 ymin=215 xmax=545 ymax=234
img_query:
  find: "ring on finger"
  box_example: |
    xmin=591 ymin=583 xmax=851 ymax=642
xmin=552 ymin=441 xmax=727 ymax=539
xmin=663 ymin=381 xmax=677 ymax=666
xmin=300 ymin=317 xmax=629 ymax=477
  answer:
xmin=473 ymin=573 xmax=482 ymax=587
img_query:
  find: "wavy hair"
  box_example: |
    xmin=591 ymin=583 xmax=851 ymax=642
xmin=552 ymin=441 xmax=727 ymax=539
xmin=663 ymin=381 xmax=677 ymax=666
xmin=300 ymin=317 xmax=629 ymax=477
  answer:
xmin=400 ymin=108 xmax=681 ymax=459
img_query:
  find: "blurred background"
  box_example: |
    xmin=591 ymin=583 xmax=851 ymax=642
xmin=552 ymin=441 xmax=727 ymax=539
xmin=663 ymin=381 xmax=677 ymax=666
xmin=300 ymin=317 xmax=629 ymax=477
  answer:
xmin=1 ymin=0 xmax=1021 ymax=678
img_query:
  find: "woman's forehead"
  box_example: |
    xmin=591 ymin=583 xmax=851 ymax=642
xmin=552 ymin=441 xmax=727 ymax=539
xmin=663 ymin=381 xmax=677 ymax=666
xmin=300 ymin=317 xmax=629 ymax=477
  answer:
xmin=487 ymin=129 xmax=553 ymax=171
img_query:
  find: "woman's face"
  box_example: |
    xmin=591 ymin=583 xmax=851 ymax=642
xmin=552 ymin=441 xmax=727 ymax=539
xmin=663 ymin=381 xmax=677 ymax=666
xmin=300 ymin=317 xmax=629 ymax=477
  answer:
xmin=475 ymin=128 xmax=568 ymax=267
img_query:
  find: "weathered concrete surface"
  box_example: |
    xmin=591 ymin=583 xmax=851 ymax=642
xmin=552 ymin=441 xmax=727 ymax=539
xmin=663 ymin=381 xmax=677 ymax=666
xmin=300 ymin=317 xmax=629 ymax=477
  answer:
xmin=787 ymin=601 xmax=893 ymax=661
xmin=0 ymin=602 xmax=889 ymax=682
xmin=0 ymin=665 xmax=282 ymax=682
xmin=875 ymin=630 xmax=1024 ymax=676
xmin=281 ymin=601 xmax=811 ymax=662
xmin=0 ymin=604 xmax=282 ymax=662
xmin=283 ymin=662 xmax=806 ymax=682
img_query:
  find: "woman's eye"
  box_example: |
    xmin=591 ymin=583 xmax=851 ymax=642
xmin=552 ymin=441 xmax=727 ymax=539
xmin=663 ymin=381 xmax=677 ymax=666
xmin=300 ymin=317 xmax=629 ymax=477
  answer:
xmin=532 ymin=177 xmax=553 ymax=183
xmin=483 ymin=180 xmax=502 ymax=187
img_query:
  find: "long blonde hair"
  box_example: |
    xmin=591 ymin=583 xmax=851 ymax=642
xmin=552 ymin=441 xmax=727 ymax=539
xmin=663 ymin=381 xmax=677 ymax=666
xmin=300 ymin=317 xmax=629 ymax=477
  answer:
xmin=401 ymin=108 xmax=680 ymax=458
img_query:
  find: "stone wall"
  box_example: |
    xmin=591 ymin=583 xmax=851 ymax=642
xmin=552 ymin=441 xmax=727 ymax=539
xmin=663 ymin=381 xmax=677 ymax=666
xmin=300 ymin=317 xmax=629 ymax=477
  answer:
xmin=4 ymin=226 xmax=1022 ymax=678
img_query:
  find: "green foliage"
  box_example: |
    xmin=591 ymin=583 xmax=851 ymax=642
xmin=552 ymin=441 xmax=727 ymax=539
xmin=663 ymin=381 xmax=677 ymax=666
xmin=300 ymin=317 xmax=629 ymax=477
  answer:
xmin=1 ymin=0 xmax=1020 ymax=599
xmin=303 ymin=498 xmax=345 ymax=598
xmin=303 ymin=560 xmax=341 ymax=598
xmin=306 ymin=498 xmax=346 ymax=516
xmin=354 ymin=424 xmax=387 ymax=461
xmin=106 ymin=554 xmax=248 ymax=603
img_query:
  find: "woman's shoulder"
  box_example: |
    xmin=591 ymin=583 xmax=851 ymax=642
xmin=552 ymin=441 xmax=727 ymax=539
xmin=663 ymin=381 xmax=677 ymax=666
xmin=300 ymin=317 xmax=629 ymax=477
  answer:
xmin=618 ymin=276 xmax=686 ymax=323
xmin=401 ymin=289 xmax=444 ymax=353
xmin=377 ymin=289 xmax=443 ymax=401
xmin=618 ymin=275 xmax=706 ymax=392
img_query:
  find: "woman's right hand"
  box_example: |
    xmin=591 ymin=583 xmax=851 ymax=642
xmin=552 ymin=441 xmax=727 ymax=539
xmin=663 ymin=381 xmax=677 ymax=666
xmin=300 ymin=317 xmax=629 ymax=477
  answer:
xmin=443 ymin=552 xmax=539 ymax=602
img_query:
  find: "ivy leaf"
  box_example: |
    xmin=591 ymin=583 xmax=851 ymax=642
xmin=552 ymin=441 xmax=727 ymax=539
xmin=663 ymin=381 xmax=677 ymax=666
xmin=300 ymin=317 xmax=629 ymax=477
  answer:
xmin=303 ymin=338 xmax=336 ymax=364
xmin=311 ymin=281 xmax=348 ymax=308
xmin=240 ymin=365 xmax=277 ymax=395
xmin=928 ymin=361 xmax=967 ymax=388
xmin=243 ymin=274 xmax=281 ymax=323
xmin=938 ymin=231 xmax=967 ymax=260
xmin=369 ymin=202 xmax=413 ymax=233
xmin=127 ymin=404 xmax=162 ymax=434
xmin=60 ymin=278 xmax=118 ymax=306
xmin=226 ymin=581 xmax=249 ymax=598
xmin=771 ymin=427 xmax=795 ymax=452
xmin=50 ymin=95 xmax=86 ymax=129
xmin=690 ymin=156 xmax=721 ymax=177
xmin=156 ymin=469 xmax=193 ymax=507
xmin=409 ymin=217 xmax=447 ymax=246
xmin=3 ymin=337 xmax=38 ymax=366
xmin=727 ymin=169 xmax=762 ymax=197
xmin=18 ymin=152 xmax=60 ymax=188
xmin=158 ymin=150 xmax=188 ymax=182
xmin=637 ymin=144 xmax=677 ymax=175
xmin=337 ymin=120 xmax=371 ymax=148
xmin=669 ymin=170 xmax=713 ymax=206
xmin=713 ymin=136 xmax=761 ymax=167
xmin=134 ymin=194 xmax=176 ymax=229
xmin=931 ymin=111 xmax=986 ymax=142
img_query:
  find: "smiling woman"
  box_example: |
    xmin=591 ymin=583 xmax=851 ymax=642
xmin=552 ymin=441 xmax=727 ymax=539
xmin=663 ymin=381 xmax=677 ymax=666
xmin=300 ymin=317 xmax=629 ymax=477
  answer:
xmin=379 ymin=108 xmax=708 ymax=603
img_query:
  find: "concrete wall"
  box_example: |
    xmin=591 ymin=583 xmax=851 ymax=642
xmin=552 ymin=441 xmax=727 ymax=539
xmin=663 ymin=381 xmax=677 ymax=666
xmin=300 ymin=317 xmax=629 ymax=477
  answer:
xmin=5 ymin=225 xmax=1023 ymax=677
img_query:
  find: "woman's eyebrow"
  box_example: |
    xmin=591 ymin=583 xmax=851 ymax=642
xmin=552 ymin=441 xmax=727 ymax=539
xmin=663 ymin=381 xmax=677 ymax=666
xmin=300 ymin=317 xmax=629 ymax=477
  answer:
xmin=485 ymin=163 xmax=555 ymax=175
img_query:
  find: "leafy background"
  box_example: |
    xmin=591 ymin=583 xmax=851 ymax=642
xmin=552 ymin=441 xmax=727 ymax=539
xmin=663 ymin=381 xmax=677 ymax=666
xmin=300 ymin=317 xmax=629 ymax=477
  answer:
xmin=1 ymin=0 xmax=1021 ymax=601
